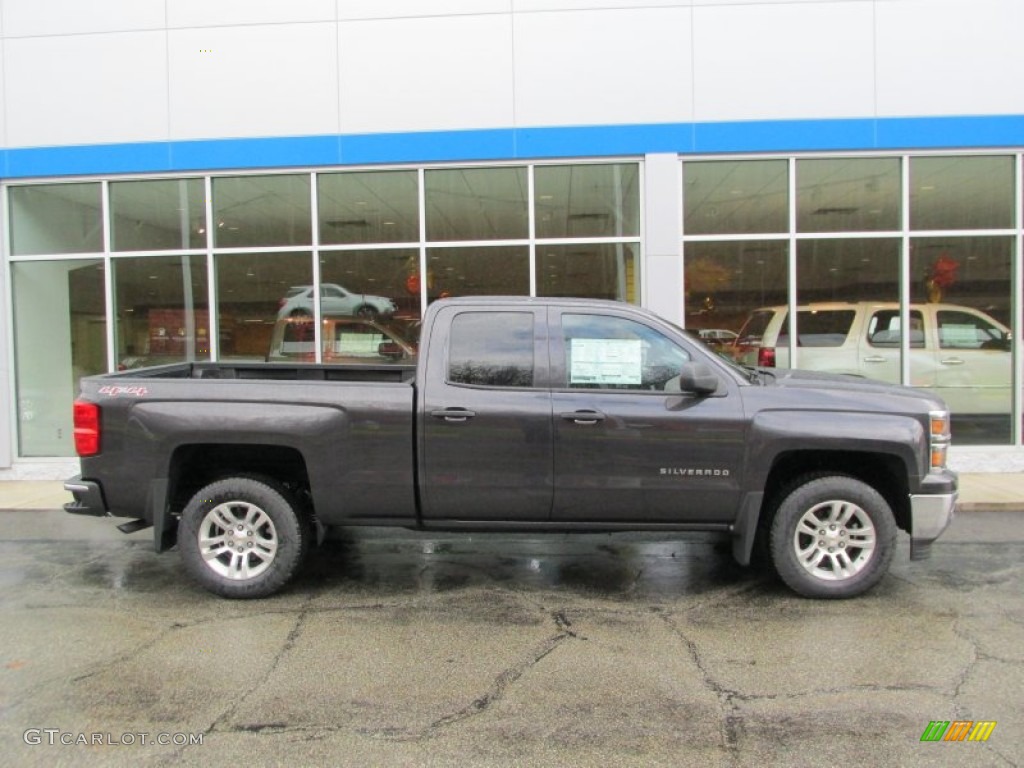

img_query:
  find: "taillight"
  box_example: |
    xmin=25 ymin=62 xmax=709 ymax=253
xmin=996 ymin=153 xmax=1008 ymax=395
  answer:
xmin=73 ymin=401 xmax=100 ymax=456
xmin=757 ymin=347 xmax=776 ymax=367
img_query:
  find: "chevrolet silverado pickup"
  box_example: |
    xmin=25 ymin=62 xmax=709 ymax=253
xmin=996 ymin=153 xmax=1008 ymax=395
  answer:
xmin=65 ymin=297 xmax=957 ymax=599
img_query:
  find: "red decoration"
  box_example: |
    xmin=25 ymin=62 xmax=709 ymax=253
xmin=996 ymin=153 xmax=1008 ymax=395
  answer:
xmin=928 ymin=255 xmax=958 ymax=289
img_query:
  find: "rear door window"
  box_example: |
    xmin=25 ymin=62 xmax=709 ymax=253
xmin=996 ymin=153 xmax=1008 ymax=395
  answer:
xmin=867 ymin=309 xmax=926 ymax=348
xmin=448 ymin=312 xmax=535 ymax=387
xmin=777 ymin=310 xmax=856 ymax=347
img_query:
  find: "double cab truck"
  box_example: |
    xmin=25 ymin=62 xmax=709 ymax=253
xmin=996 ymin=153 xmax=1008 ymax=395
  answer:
xmin=65 ymin=297 xmax=957 ymax=599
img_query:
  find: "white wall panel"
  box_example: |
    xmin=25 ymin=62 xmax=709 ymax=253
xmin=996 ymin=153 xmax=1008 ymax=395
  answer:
xmin=693 ymin=1 xmax=875 ymax=121
xmin=2 ymin=0 xmax=165 ymax=37
xmin=168 ymin=0 xmax=335 ymax=28
xmin=338 ymin=0 xmax=510 ymax=20
xmin=515 ymin=1 xmax=686 ymax=10
xmin=4 ymin=32 xmax=168 ymax=148
xmin=514 ymin=8 xmax=693 ymax=127
xmin=693 ymin=0 xmax=855 ymax=5
xmin=338 ymin=15 xmax=514 ymax=133
xmin=876 ymin=0 xmax=1024 ymax=117
xmin=0 ymin=41 xmax=6 ymax=148
xmin=168 ymin=24 xmax=338 ymax=141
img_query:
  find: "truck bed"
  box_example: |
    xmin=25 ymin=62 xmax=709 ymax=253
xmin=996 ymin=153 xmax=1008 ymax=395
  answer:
xmin=114 ymin=361 xmax=417 ymax=384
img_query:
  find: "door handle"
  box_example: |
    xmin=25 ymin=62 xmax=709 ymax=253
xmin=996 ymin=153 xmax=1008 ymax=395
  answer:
xmin=940 ymin=357 xmax=965 ymax=366
xmin=560 ymin=410 xmax=606 ymax=425
xmin=431 ymin=408 xmax=476 ymax=422
xmin=862 ymin=356 xmax=887 ymax=363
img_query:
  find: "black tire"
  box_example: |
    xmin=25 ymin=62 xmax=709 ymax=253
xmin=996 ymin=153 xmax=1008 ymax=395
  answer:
xmin=354 ymin=305 xmax=378 ymax=319
xmin=769 ymin=474 xmax=896 ymax=599
xmin=178 ymin=476 xmax=310 ymax=599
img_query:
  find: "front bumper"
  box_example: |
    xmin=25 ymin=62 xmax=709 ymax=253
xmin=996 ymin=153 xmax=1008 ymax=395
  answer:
xmin=63 ymin=476 xmax=109 ymax=517
xmin=908 ymin=472 xmax=958 ymax=560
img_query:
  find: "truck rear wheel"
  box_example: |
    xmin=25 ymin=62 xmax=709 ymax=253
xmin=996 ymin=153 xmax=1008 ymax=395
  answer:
xmin=769 ymin=474 xmax=896 ymax=599
xmin=178 ymin=476 xmax=309 ymax=599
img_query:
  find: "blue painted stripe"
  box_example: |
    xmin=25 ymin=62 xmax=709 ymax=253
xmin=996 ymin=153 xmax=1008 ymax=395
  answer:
xmin=2 ymin=115 xmax=1022 ymax=179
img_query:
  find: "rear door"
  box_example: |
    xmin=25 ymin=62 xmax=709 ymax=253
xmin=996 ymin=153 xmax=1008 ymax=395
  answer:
xmin=860 ymin=307 xmax=935 ymax=388
xmin=933 ymin=307 xmax=1011 ymax=416
xmin=550 ymin=309 xmax=746 ymax=524
xmin=420 ymin=305 xmax=553 ymax=521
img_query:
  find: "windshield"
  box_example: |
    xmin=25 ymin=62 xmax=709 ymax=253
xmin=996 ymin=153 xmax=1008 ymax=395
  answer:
xmin=736 ymin=309 xmax=775 ymax=345
xmin=664 ymin=318 xmax=765 ymax=382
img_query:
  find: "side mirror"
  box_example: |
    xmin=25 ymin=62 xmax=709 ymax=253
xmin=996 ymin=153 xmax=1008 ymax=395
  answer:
xmin=677 ymin=362 xmax=720 ymax=395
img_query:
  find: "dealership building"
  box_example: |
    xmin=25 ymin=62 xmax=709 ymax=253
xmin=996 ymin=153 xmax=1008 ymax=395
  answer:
xmin=1 ymin=0 xmax=1022 ymax=476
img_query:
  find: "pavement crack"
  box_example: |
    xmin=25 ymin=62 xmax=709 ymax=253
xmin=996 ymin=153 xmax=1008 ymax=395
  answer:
xmin=950 ymin=618 xmax=982 ymax=718
xmin=426 ymin=609 xmax=580 ymax=734
xmin=205 ymin=598 xmax=311 ymax=738
xmin=660 ymin=613 xmax=743 ymax=764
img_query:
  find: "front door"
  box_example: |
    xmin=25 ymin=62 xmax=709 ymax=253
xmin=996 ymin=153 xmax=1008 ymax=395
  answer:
xmin=550 ymin=310 xmax=746 ymax=524
xmin=420 ymin=306 xmax=553 ymax=521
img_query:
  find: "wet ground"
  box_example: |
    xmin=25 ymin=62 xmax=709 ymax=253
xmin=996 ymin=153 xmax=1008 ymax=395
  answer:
xmin=1 ymin=510 xmax=1022 ymax=767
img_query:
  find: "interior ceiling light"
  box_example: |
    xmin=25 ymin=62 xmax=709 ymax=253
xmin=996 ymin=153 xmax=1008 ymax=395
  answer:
xmin=327 ymin=219 xmax=370 ymax=228
xmin=811 ymin=207 xmax=859 ymax=215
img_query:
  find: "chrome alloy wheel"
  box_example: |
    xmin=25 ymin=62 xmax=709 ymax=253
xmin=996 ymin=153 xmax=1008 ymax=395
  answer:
xmin=198 ymin=501 xmax=279 ymax=581
xmin=793 ymin=500 xmax=876 ymax=582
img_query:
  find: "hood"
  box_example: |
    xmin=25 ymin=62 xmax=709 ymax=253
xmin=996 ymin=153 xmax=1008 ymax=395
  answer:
xmin=764 ymin=367 xmax=948 ymax=410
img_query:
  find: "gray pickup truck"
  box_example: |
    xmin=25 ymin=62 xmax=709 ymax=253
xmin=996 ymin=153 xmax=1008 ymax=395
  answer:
xmin=65 ymin=297 xmax=957 ymax=599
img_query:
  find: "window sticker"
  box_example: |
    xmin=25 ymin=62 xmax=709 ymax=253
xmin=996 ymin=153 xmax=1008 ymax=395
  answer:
xmin=570 ymin=338 xmax=642 ymax=385
xmin=335 ymin=332 xmax=382 ymax=356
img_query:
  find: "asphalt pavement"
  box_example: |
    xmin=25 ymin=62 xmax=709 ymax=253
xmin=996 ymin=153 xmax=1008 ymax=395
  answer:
xmin=0 ymin=478 xmax=1021 ymax=767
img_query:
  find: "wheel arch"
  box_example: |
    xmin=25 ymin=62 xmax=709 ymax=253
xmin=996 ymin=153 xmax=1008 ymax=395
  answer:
xmin=168 ymin=443 xmax=312 ymax=516
xmin=761 ymin=450 xmax=911 ymax=534
xmin=733 ymin=449 xmax=911 ymax=567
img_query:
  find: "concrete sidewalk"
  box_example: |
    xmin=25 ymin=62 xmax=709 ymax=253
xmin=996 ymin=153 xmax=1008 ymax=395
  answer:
xmin=0 ymin=474 xmax=1019 ymax=513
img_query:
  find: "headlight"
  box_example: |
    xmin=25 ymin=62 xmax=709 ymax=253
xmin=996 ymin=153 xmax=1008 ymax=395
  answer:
xmin=929 ymin=410 xmax=951 ymax=471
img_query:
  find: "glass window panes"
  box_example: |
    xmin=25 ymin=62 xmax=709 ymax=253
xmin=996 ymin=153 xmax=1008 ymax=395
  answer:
xmin=911 ymin=236 xmax=1013 ymax=444
xmin=684 ymin=160 xmax=788 ymax=235
xmin=213 ymin=175 xmax=312 ymax=248
xmin=113 ymin=255 xmax=209 ymax=369
xmin=319 ymin=249 xmax=420 ymax=345
xmin=798 ymin=238 xmax=901 ymax=303
xmin=425 ymin=167 xmax=528 ymax=241
xmin=910 ymin=156 xmax=1014 ymax=231
xmin=448 ymin=312 xmax=534 ymax=387
xmin=318 ymin=171 xmax=419 ymax=245
xmin=684 ymin=240 xmax=788 ymax=352
xmin=534 ymin=164 xmax=640 ymax=238
xmin=8 ymin=183 xmax=103 ymax=255
xmin=217 ymin=252 xmax=313 ymax=360
xmin=797 ymin=158 xmax=900 ymax=232
xmin=537 ymin=243 xmax=638 ymax=303
xmin=110 ymin=179 xmax=206 ymax=251
xmin=12 ymin=259 xmax=107 ymax=456
xmin=425 ymin=246 xmax=529 ymax=300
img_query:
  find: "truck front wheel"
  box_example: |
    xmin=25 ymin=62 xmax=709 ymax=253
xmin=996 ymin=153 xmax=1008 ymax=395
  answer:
xmin=178 ymin=476 xmax=309 ymax=599
xmin=769 ymin=474 xmax=896 ymax=598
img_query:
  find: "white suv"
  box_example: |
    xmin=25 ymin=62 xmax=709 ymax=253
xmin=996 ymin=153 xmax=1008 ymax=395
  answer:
xmin=277 ymin=283 xmax=396 ymax=319
xmin=734 ymin=301 xmax=1012 ymax=416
